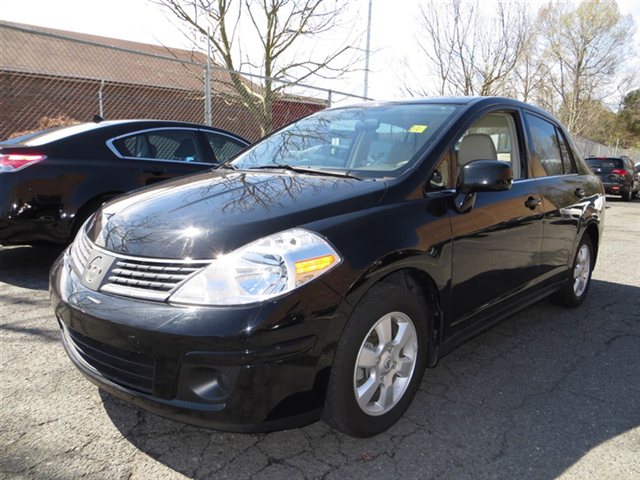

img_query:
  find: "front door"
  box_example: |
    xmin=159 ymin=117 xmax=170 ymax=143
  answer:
xmin=446 ymin=110 xmax=544 ymax=334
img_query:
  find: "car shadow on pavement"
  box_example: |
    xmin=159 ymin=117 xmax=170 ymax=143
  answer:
xmin=100 ymin=279 xmax=640 ymax=480
xmin=0 ymin=245 xmax=65 ymax=290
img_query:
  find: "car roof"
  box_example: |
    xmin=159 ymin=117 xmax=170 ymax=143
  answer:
xmin=328 ymin=96 xmax=557 ymax=122
xmin=2 ymin=120 xmax=246 ymax=147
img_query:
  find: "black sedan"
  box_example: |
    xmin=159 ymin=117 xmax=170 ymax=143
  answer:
xmin=50 ymin=97 xmax=605 ymax=437
xmin=0 ymin=120 xmax=249 ymax=245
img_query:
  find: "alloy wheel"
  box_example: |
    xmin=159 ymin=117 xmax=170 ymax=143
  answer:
xmin=573 ymin=244 xmax=591 ymax=297
xmin=353 ymin=312 xmax=418 ymax=416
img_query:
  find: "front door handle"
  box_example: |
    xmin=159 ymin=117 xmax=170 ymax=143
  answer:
xmin=575 ymin=187 xmax=586 ymax=198
xmin=525 ymin=196 xmax=542 ymax=209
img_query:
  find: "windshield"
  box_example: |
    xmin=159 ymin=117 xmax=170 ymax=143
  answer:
xmin=230 ymin=104 xmax=459 ymax=178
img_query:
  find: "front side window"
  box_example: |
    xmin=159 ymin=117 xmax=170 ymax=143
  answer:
xmin=450 ymin=112 xmax=522 ymax=181
xmin=114 ymin=130 xmax=202 ymax=163
xmin=230 ymin=104 xmax=460 ymax=178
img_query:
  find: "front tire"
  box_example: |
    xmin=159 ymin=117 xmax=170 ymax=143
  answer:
xmin=552 ymin=235 xmax=594 ymax=307
xmin=323 ymin=282 xmax=428 ymax=437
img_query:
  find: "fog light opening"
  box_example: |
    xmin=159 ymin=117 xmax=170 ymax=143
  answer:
xmin=186 ymin=367 xmax=232 ymax=401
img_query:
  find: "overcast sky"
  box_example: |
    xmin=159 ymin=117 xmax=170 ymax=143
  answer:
xmin=2 ymin=0 xmax=639 ymax=102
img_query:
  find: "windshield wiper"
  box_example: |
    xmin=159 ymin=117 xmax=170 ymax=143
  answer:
xmin=244 ymin=164 xmax=363 ymax=180
xmin=218 ymin=162 xmax=237 ymax=170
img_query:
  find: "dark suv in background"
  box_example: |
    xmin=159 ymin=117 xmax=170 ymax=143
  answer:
xmin=0 ymin=120 xmax=249 ymax=244
xmin=586 ymin=156 xmax=639 ymax=201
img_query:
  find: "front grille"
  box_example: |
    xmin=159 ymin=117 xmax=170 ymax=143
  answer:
xmin=70 ymin=230 xmax=210 ymax=301
xmin=101 ymin=258 xmax=204 ymax=301
xmin=63 ymin=325 xmax=155 ymax=395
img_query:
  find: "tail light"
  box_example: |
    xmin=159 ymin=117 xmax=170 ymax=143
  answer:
xmin=0 ymin=153 xmax=47 ymax=172
xmin=611 ymin=168 xmax=627 ymax=177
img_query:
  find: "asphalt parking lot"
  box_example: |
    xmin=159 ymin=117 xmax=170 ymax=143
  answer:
xmin=1 ymin=198 xmax=639 ymax=480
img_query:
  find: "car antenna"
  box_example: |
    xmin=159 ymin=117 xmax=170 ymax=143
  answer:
xmin=93 ymin=115 xmax=104 ymax=123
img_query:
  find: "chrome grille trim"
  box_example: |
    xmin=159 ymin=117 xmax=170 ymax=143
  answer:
xmin=102 ymin=258 xmax=203 ymax=300
xmin=70 ymin=229 xmax=92 ymax=275
xmin=71 ymin=230 xmax=211 ymax=301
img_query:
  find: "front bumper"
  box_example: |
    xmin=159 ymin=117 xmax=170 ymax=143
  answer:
xmin=50 ymin=251 xmax=348 ymax=432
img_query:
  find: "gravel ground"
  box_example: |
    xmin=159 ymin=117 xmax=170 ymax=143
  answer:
xmin=1 ymin=198 xmax=639 ymax=480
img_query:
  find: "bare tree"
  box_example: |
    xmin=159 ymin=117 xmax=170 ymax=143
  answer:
xmin=154 ymin=0 xmax=356 ymax=135
xmin=536 ymin=0 xmax=634 ymax=136
xmin=406 ymin=0 xmax=534 ymax=97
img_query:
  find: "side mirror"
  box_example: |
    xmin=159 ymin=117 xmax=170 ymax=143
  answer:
xmin=456 ymin=160 xmax=513 ymax=194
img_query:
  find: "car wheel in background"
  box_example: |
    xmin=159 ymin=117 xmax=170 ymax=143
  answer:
xmin=323 ymin=282 xmax=428 ymax=437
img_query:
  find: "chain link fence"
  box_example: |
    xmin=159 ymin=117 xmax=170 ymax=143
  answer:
xmin=574 ymin=136 xmax=640 ymax=161
xmin=0 ymin=21 xmax=368 ymax=142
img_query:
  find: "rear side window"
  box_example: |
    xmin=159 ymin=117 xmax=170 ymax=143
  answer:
xmin=526 ymin=114 xmax=573 ymax=177
xmin=203 ymin=132 xmax=246 ymax=163
xmin=113 ymin=130 xmax=203 ymax=163
xmin=526 ymin=114 xmax=562 ymax=176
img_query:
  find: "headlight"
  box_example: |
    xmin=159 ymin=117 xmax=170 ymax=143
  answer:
xmin=169 ymin=228 xmax=341 ymax=306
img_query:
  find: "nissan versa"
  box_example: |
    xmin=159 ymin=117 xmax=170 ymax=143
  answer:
xmin=50 ymin=97 xmax=604 ymax=437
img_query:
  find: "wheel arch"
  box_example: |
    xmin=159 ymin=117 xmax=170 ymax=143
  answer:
xmin=583 ymin=222 xmax=600 ymax=262
xmin=69 ymin=191 xmax=123 ymax=240
xmin=340 ymin=256 xmax=446 ymax=368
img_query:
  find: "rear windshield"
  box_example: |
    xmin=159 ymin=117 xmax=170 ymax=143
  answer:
xmin=586 ymin=158 xmax=623 ymax=171
xmin=3 ymin=123 xmax=102 ymax=146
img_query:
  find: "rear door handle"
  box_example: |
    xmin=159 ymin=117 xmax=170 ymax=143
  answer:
xmin=525 ymin=196 xmax=542 ymax=209
xmin=142 ymin=168 xmax=167 ymax=175
xmin=575 ymin=187 xmax=586 ymax=198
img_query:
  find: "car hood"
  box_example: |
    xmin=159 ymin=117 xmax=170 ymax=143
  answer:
xmin=88 ymin=170 xmax=387 ymax=259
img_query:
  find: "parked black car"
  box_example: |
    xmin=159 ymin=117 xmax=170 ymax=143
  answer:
xmin=0 ymin=120 xmax=249 ymax=244
xmin=51 ymin=97 xmax=605 ymax=437
xmin=585 ymin=156 xmax=639 ymax=201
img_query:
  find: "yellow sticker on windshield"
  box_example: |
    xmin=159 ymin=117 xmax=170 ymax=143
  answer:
xmin=408 ymin=124 xmax=428 ymax=133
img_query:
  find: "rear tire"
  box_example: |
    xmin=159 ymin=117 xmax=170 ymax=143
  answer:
xmin=552 ymin=235 xmax=594 ymax=307
xmin=323 ymin=282 xmax=428 ymax=437
xmin=68 ymin=197 xmax=113 ymax=243
xmin=622 ymin=188 xmax=632 ymax=201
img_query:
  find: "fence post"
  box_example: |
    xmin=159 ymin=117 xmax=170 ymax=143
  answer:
xmin=204 ymin=67 xmax=212 ymax=125
xmin=204 ymin=29 xmax=212 ymax=126
xmin=98 ymin=79 xmax=105 ymax=118
xmin=328 ymin=90 xmax=332 ymax=108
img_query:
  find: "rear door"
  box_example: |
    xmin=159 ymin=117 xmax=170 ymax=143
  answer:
xmin=523 ymin=112 xmax=591 ymax=283
xmin=110 ymin=128 xmax=212 ymax=186
xmin=447 ymin=109 xmax=544 ymax=333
